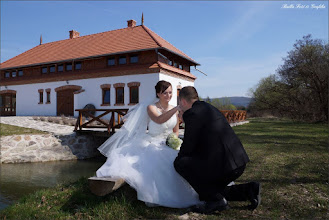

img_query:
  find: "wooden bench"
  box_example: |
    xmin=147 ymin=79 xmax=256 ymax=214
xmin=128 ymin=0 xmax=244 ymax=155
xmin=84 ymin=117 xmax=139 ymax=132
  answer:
xmin=88 ymin=177 xmax=125 ymax=196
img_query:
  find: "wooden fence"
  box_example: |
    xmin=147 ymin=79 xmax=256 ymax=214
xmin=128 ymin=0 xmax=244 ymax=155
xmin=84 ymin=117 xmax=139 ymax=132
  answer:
xmin=74 ymin=109 xmax=247 ymax=134
xmin=220 ymin=110 xmax=247 ymax=123
xmin=74 ymin=109 xmax=128 ymax=134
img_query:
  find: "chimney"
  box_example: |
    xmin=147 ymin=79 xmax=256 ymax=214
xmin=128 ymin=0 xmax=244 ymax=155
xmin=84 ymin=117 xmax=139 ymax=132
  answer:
xmin=127 ymin=19 xmax=136 ymax=28
xmin=69 ymin=30 xmax=80 ymax=39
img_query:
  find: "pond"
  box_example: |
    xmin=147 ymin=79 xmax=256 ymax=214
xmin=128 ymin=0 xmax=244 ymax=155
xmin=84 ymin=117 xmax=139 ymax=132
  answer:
xmin=0 ymin=157 xmax=105 ymax=211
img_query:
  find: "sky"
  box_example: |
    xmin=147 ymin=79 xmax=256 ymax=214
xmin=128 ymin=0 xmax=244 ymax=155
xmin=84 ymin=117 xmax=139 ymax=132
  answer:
xmin=1 ymin=0 xmax=328 ymax=98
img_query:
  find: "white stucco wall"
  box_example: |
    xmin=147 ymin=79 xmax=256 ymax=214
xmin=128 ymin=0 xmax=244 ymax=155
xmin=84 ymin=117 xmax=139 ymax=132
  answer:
xmin=0 ymin=72 xmax=194 ymax=117
xmin=159 ymin=72 xmax=195 ymax=106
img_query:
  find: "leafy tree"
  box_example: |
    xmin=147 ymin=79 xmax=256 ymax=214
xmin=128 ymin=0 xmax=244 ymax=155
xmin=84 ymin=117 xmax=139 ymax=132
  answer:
xmin=250 ymin=35 xmax=328 ymax=122
xmin=236 ymin=106 xmax=246 ymax=110
xmin=211 ymin=97 xmax=237 ymax=110
xmin=204 ymin=96 xmax=212 ymax=104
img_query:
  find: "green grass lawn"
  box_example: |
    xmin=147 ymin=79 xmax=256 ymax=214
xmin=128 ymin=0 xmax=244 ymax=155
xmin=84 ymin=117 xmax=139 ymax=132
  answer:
xmin=0 ymin=123 xmax=46 ymax=136
xmin=0 ymin=118 xmax=328 ymax=219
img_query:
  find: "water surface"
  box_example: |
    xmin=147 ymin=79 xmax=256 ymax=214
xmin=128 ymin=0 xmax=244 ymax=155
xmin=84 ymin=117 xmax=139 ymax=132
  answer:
xmin=0 ymin=158 xmax=105 ymax=211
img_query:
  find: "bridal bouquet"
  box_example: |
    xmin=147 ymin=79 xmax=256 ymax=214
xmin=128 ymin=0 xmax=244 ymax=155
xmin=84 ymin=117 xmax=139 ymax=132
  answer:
xmin=166 ymin=133 xmax=182 ymax=150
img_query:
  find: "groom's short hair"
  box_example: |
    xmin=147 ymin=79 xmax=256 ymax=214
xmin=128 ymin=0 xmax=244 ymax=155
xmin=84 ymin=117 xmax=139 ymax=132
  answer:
xmin=179 ymin=86 xmax=199 ymax=103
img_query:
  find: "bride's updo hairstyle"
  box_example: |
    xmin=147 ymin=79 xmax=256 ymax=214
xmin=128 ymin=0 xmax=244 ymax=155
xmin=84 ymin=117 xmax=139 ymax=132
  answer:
xmin=179 ymin=86 xmax=199 ymax=103
xmin=155 ymin=80 xmax=172 ymax=98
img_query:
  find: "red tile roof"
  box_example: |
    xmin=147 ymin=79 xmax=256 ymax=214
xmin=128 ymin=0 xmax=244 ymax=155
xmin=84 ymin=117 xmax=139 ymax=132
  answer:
xmin=157 ymin=62 xmax=196 ymax=80
xmin=0 ymin=25 xmax=198 ymax=70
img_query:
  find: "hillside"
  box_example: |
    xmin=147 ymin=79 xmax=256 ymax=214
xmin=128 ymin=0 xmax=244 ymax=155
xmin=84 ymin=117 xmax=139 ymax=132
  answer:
xmin=226 ymin=96 xmax=253 ymax=107
xmin=203 ymin=96 xmax=253 ymax=107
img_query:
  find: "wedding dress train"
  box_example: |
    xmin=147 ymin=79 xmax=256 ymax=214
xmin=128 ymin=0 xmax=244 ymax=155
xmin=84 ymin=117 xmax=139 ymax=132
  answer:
xmin=96 ymin=105 xmax=202 ymax=208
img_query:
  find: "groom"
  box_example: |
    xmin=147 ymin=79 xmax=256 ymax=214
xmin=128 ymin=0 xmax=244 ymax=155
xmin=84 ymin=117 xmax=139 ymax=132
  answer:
xmin=174 ymin=86 xmax=261 ymax=214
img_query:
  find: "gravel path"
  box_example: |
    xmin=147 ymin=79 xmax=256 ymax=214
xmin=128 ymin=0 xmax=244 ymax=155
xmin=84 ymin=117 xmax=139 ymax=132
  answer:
xmin=0 ymin=116 xmax=75 ymax=135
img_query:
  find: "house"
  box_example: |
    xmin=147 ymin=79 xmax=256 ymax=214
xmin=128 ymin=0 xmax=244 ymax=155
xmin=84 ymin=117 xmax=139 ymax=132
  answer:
xmin=0 ymin=19 xmax=199 ymax=117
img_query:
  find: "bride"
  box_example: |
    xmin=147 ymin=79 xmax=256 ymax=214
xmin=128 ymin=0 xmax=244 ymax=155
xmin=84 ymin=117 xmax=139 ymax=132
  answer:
xmin=96 ymin=80 xmax=202 ymax=208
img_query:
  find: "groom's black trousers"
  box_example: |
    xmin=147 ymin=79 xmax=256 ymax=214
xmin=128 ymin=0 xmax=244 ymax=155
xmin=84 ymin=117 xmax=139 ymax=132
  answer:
xmin=174 ymin=156 xmax=250 ymax=202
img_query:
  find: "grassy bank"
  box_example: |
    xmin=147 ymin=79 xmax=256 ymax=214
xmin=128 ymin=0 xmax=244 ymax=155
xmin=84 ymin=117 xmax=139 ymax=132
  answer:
xmin=0 ymin=123 xmax=46 ymax=136
xmin=0 ymin=118 xmax=328 ymax=219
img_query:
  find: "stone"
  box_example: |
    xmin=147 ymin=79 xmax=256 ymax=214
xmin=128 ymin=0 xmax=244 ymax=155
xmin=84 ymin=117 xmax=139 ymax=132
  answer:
xmin=1 ymin=146 xmax=9 ymax=151
xmin=20 ymin=155 xmax=36 ymax=162
xmin=1 ymin=152 xmax=10 ymax=158
xmin=2 ymin=141 xmax=15 ymax=148
xmin=68 ymin=139 xmax=76 ymax=145
xmin=1 ymin=129 xmax=99 ymax=163
xmin=24 ymin=136 xmax=31 ymax=141
xmin=12 ymin=143 xmax=26 ymax=152
xmin=29 ymin=141 xmax=37 ymax=146
xmin=1 ymin=159 xmax=12 ymax=163
xmin=43 ymin=139 xmax=51 ymax=146
xmin=26 ymin=145 xmax=38 ymax=151
xmin=73 ymin=143 xmax=82 ymax=150
xmin=78 ymin=138 xmax=86 ymax=143
xmin=41 ymin=155 xmax=49 ymax=161
xmin=16 ymin=141 xmax=27 ymax=148
xmin=13 ymin=136 xmax=21 ymax=142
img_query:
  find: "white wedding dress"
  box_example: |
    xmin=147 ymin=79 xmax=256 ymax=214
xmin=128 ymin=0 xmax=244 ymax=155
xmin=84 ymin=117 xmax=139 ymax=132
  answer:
xmin=96 ymin=104 xmax=202 ymax=208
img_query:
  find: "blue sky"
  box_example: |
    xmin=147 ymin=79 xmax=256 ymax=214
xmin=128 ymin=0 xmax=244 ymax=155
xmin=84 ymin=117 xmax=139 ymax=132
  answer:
xmin=1 ymin=1 xmax=328 ymax=98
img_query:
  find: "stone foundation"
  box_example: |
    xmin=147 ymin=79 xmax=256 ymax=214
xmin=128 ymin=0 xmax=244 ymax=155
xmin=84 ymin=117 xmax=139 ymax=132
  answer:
xmin=0 ymin=133 xmax=106 ymax=164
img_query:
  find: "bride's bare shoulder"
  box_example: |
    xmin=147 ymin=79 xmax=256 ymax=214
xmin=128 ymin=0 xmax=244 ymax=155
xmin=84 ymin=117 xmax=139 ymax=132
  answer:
xmin=147 ymin=104 xmax=158 ymax=113
xmin=147 ymin=104 xmax=156 ymax=109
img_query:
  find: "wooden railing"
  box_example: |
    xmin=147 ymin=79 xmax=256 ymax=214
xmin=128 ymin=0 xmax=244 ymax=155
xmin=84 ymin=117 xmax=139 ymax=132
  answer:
xmin=74 ymin=109 xmax=129 ymax=134
xmin=74 ymin=109 xmax=247 ymax=134
xmin=220 ymin=110 xmax=247 ymax=123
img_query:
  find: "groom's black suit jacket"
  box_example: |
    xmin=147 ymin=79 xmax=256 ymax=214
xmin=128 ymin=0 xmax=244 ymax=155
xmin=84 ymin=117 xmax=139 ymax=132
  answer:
xmin=178 ymin=101 xmax=250 ymax=175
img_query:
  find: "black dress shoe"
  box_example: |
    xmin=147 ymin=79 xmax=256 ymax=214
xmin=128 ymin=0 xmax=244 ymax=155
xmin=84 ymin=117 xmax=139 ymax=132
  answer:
xmin=248 ymin=182 xmax=261 ymax=210
xmin=192 ymin=198 xmax=229 ymax=214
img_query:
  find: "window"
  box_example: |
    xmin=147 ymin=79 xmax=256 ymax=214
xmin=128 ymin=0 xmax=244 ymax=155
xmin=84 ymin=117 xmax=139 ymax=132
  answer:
xmin=128 ymin=82 xmax=140 ymax=105
xmin=102 ymin=89 xmax=111 ymax=105
xmin=130 ymin=86 xmax=139 ymax=104
xmin=18 ymin=70 xmax=23 ymax=76
xmin=184 ymin=65 xmax=190 ymax=72
xmin=66 ymin=63 xmax=72 ymax=71
xmin=5 ymin=72 xmax=10 ymax=78
xmin=75 ymin=62 xmax=82 ymax=70
xmin=39 ymin=91 xmax=43 ymax=104
xmin=116 ymin=87 xmax=124 ymax=104
xmin=179 ymin=64 xmax=183 ymax=70
xmin=108 ymin=57 xmax=115 ymax=66
xmin=46 ymin=91 xmax=51 ymax=103
xmin=49 ymin=65 xmax=55 ymax=73
xmin=12 ymin=71 xmax=17 ymax=77
xmin=42 ymin=67 xmax=48 ymax=74
xmin=174 ymin=62 xmax=178 ymax=68
xmin=130 ymin=55 xmax=138 ymax=64
xmin=169 ymin=60 xmax=173 ymax=66
xmin=58 ymin=64 xmax=64 ymax=72
xmin=119 ymin=56 xmax=126 ymax=65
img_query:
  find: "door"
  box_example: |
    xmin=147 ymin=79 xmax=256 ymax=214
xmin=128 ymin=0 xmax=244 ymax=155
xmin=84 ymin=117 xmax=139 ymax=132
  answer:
xmin=0 ymin=93 xmax=16 ymax=116
xmin=57 ymin=89 xmax=74 ymax=116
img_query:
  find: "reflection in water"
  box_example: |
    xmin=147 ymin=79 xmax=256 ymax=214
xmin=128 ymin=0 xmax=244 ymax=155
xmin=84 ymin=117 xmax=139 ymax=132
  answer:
xmin=0 ymin=158 xmax=105 ymax=210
